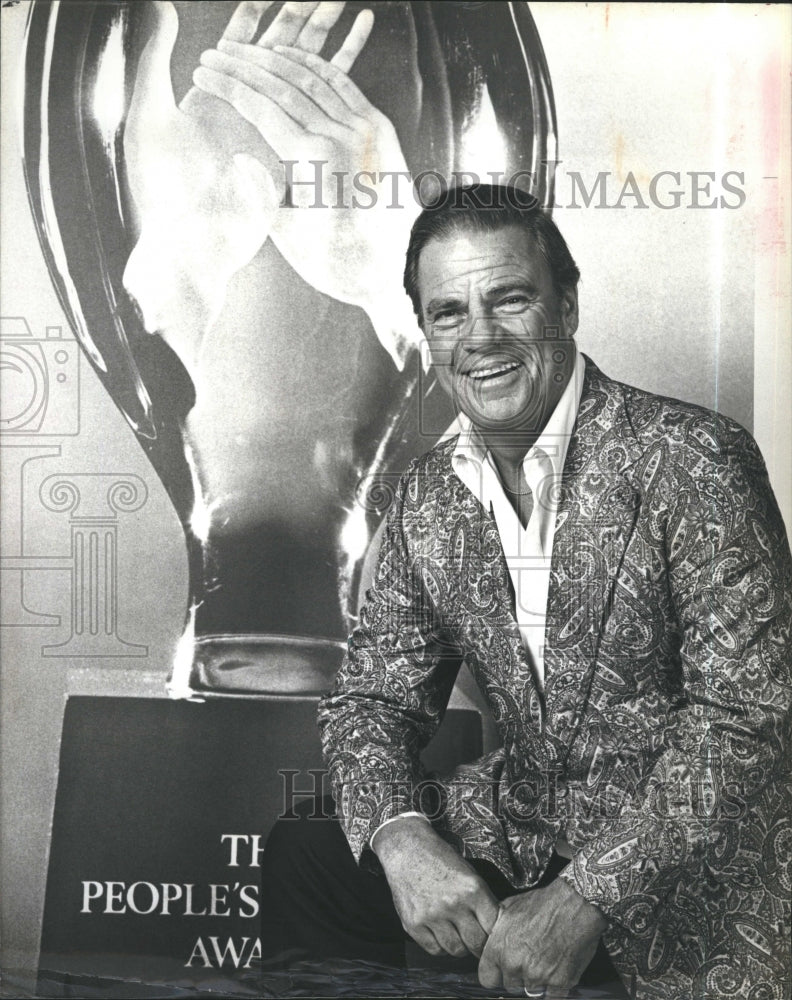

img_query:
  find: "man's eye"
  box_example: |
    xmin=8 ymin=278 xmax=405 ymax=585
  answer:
xmin=495 ymin=296 xmax=530 ymax=313
xmin=431 ymin=310 xmax=464 ymax=329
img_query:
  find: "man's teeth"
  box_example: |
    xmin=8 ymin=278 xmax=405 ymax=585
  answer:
xmin=467 ymin=362 xmax=520 ymax=380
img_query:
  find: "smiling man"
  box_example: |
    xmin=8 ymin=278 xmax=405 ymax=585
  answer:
xmin=262 ymin=185 xmax=792 ymax=999
xmin=415 ymin=207 xmax=580 ymax=534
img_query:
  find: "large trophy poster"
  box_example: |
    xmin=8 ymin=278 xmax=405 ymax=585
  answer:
xmin=1 ymin=2 xmax=790 ymax=998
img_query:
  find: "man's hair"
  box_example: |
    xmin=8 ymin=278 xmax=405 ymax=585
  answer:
xmin=403 ymin=184 xmax=580 ymax=319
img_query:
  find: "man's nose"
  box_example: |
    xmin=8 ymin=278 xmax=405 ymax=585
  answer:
xmin=459 ymin=309 xmax=510 ymax=352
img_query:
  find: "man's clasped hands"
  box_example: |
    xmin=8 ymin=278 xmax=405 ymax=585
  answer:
xmin=373 ymin=815 xmax=608 ymax=997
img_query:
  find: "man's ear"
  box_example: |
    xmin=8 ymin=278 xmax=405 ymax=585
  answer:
xmin=560 ymin=285 xmax=579 ymax=337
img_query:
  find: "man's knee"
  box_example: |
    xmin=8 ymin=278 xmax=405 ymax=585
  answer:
xmin=262 ymin=795 xmax=342 ymax=875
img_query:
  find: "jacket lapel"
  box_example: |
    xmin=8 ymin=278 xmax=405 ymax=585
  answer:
xmin=543 ymin=358 xmax=643 ymax=751
xmin=444 ymin=471 xmax=547 ymax=734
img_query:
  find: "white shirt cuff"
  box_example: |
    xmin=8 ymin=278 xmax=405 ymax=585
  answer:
xmin=369 ymin=812 xmax=431 ymax=853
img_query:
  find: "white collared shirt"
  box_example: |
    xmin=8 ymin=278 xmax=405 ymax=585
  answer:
xmin=370 ymin=351 xmax=585 ymax=854
xmin=451 ymin=350 xmax=585 ymax=689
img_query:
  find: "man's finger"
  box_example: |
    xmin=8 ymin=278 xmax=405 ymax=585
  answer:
xmin=212 ymin=43 xmax=352 ymax=126
xmin=192 ymin=65 xmax=302 ymax=157
xmin=502 ymin=965 xmax=526 ymax=993
xmin=199 ymin=49 xmax=351 ymax=138
xmin=454 ymin=912 xmax=489 ymax=958
xmin=478 ymin=941 xmax=502 ymax=990
xmin=222 ymin=1 xmax=274 ymax=44
xmin=273 ymin=45 xmax=371 ymax=116
xmin=258 ymin=1 xmax=320 ymax=48
xmin=474 ymin=890 xmax=500 ymax=938
xmin=409 ymin=925 xmax=444 ymax=957
xmin=295 ymin=1 xmax=346 ymax=54
xmin=330 ymin=8 xmax=374 ymax=73
xmin=432 ymin=919 xmax=470 ymax=958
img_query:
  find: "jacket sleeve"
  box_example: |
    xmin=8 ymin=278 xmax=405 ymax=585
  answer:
xmin=559 ymin=419 xmax=792 ymax=930
xmin=317 ymin=466 xmax=464 ymax=862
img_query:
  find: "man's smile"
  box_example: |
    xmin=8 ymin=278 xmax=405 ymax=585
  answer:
xmin=464 ymin=359 xmax=522 ymax=382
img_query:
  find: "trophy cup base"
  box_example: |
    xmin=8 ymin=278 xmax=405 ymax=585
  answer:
xmin=187 ymin=633 xmax=346 ymax=699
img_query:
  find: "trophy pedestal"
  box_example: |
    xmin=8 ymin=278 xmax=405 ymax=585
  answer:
xmin=38 ymin=694 xmax=484 ymax=996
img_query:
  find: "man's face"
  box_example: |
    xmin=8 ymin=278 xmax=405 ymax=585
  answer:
xmin=417 ymin=225 xmax=579 ymax=446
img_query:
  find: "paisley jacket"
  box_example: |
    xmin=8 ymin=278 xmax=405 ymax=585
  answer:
xmin=318 ymin=357 xmax=792 ymax=999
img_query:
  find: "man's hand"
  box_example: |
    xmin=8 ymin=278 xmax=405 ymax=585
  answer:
xmin=123 ymin=1 xmax=375 ymax=378
xmin=478 ymin=878 xmax=608 ymax=998
xmin=372 ymin=817 xmax=499 ymax=959
xmin=192 ymin=10 xmax=423 ymax=368
xmin=122 ymin=2 xmax=280 ymax=376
